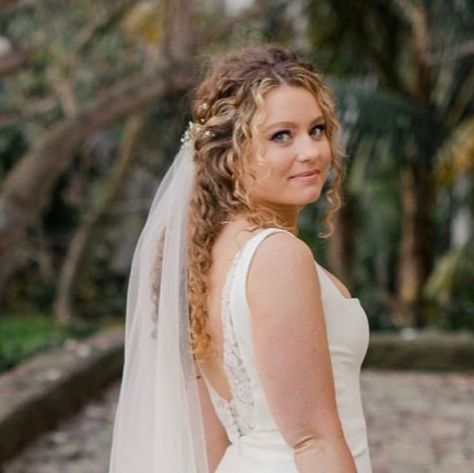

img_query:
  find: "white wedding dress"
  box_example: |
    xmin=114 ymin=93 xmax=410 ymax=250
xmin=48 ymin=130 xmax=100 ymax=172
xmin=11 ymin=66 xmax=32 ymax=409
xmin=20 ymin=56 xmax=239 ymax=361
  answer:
xmin=200 ymin=228 xmax=373 ymax=473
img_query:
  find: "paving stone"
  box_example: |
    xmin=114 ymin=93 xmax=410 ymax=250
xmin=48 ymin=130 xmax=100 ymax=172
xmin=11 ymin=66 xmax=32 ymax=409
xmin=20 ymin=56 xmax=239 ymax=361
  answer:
xmin=0 ymin=327 xmax=124 ymax=463
xmin=2 ymin=379 xmax=117 ymax=473
xmin=362 ymin=370 xmax=474 ymax=473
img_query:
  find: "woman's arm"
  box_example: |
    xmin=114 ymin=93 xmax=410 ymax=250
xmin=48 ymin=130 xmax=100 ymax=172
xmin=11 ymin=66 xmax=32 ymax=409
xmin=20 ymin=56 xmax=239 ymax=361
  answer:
xmin=195 ymin=365 xmax=231 ymax=472
xmin=247 ymin=232 xmax=357 ymax=473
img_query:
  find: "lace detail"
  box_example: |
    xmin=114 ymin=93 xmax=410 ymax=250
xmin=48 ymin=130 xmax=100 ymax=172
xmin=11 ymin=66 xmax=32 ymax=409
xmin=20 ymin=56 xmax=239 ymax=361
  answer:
xmin=204 ymin=248 xmax=256 ymax=443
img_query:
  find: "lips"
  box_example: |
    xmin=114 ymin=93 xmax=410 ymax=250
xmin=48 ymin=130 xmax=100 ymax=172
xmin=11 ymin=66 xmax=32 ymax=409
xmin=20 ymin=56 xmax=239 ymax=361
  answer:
xmin=290 ymin=169 xmax=320 ymax=178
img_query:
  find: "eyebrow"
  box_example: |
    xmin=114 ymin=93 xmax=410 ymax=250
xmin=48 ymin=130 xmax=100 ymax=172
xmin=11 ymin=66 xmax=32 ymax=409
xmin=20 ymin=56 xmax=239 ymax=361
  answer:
xmin=261 ymin=115 xmax=325 ymax=133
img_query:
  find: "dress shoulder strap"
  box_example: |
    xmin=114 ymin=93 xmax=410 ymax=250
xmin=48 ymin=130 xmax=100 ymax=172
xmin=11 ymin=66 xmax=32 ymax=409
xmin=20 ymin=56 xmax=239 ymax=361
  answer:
xmin=226 ymin=227 xmax=295 ymax=383
xmin=233 ymin=227 xmax=295 ymax=294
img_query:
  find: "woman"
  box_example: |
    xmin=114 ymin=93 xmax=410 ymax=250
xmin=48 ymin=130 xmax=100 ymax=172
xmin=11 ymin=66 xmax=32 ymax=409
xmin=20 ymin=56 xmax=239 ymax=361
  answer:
xmin=108 ymin=45 xmax=372 ymax=473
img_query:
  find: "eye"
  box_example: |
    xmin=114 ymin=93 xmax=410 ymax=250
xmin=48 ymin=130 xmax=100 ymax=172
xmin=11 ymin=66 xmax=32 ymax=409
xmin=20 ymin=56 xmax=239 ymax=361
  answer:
xmin=270 ymin=130 xmax=291 ymax=143
xmin=311 ymin=123 xmax=327 ymax=138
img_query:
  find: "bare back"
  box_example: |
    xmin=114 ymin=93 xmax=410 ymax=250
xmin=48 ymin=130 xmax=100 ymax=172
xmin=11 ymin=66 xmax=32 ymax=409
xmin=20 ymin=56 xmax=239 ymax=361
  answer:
xmin=199 ymin=217 xmax=263 ymax=401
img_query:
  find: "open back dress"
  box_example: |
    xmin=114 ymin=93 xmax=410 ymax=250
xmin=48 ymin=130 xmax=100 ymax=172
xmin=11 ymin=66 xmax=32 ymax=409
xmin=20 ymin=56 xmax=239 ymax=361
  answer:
xmin=200 ymin=227 xmax=373 ymax=473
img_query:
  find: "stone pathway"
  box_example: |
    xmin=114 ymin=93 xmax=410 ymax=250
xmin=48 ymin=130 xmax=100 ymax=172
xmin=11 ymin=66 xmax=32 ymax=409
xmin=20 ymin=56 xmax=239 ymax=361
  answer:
xmin=3 ymin=370 xmax=474 ymax=473
xmin=362 ymin=370 xmax=474 ymax=473
xmin=2 ymin=380 xmax=118 ymax=473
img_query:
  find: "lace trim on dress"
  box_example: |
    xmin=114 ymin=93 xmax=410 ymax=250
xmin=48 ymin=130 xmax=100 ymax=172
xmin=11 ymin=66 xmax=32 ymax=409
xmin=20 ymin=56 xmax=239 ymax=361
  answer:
xmin=205 ymin=248 xmax=256 ymax=443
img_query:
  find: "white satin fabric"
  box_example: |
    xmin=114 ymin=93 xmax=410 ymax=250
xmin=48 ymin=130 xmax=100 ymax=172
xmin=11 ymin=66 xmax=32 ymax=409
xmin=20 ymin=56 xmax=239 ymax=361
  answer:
xmin=201 ymin=228 xmax=373 ymax=473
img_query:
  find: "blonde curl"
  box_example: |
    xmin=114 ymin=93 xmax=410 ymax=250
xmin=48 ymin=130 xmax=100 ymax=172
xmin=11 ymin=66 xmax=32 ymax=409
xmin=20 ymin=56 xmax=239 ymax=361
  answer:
xmin=185 ymin=44 xmax=346 ymax=362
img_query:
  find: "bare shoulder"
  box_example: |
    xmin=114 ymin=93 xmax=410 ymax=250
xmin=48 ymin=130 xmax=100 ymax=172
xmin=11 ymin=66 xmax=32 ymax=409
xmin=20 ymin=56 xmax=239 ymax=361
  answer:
xmin=247 ymin=231 xmax=320 ymax=305
xmin=251 ymin=230 xmax=315 ymax=271
xmin=244 ymin=230 xmax=345 ymax=446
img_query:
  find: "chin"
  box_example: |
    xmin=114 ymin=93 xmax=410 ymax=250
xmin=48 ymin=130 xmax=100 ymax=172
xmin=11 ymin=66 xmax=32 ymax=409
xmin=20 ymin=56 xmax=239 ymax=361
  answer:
xmin=281 ymin=195 xmax=321 ymax=208
xmin=257 ymin=188 xmax=323 ymax=207
xmin=302 ymin=195 xmax=321 ymax=206
xmin=297 ymin=188 xmax=322 ymax=204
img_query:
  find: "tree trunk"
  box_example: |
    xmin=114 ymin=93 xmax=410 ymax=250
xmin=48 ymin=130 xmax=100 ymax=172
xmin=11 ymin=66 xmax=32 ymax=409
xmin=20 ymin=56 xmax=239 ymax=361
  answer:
xmin=395 ymin=166 xmax=418 ymax=326
xmin=411 ymin=161 xmax=435 ymax=327
xmin=0 ymin=67 xmax=192 ymax=291
xmin=326 ymin=191 xmax=356 ymax=288
xmin=53 ymin=114 xmax=144 ymax=325
xmin=163 ymin=0 xmax=193 ymax=62
xmin=395 ymin=162 xmax=434 ymax=327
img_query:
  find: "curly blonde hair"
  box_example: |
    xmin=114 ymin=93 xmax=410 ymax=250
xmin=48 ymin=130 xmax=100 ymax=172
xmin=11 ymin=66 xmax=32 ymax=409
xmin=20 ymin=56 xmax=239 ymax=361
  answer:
xmin=186 ymin=44 xmax=345 ymax=362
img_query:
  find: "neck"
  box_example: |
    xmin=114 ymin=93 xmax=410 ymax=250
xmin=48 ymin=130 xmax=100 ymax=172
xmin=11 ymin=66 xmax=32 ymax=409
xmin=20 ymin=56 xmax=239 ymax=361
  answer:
xmin=267 ymin=203 xmax=300 ymax=234
xmin=229 ymin=204 xmax=302 ymax=236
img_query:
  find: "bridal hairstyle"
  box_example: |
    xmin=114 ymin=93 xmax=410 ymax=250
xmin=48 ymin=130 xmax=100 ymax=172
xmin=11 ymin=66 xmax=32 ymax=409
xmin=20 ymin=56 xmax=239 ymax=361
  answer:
xmin=186 ymin=44 xmax=346 ymax=363
xmin=109 ymin=43 xmax=345 ymax=473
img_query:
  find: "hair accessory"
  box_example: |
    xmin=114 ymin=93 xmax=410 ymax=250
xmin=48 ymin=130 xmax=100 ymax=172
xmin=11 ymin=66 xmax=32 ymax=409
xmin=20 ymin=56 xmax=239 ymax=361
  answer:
xmin=181 ymin=121 xmax=195 ymax=143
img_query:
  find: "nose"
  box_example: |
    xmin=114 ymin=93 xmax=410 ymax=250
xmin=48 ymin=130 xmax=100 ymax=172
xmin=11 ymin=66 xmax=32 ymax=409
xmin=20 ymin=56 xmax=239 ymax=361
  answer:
xmin=296 ymin=134 xmax=320 ymax=162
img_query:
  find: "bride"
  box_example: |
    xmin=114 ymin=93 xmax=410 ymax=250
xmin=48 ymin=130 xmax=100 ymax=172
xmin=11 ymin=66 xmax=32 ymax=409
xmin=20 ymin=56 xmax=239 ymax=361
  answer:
xmin=108 ymin=44 xmax=373 ymax=473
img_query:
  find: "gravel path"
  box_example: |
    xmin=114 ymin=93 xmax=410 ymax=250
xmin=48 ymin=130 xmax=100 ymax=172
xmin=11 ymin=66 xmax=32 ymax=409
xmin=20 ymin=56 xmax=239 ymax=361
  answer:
xmin=3 ymin=369 xmax=474 ymax=473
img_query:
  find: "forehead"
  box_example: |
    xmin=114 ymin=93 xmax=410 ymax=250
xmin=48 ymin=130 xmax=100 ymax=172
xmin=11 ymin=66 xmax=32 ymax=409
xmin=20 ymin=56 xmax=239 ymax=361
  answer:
xmin=256 ymin=85 xmax=322 ymax=127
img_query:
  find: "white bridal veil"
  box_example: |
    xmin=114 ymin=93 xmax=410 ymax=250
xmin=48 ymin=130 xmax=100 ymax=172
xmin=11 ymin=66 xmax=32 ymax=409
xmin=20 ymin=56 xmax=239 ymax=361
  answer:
xmin=108 ymin=129 xmax=209 ymax=472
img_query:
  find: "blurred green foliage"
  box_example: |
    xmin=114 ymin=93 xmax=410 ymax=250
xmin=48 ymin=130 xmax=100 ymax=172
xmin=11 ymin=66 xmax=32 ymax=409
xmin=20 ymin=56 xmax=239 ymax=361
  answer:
xmin=0 ymin=0 xmax=472 ymax=336
xmin=0 ymin=313 xmax=120 ymax=373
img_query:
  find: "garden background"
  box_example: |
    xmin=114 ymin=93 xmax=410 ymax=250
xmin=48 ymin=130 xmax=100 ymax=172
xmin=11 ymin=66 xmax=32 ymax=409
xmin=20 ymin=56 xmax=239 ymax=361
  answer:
xmin=1 ymin=0 xmax=472 ymax=365
xmin=0 ymin=1 xmax=473 ymax=471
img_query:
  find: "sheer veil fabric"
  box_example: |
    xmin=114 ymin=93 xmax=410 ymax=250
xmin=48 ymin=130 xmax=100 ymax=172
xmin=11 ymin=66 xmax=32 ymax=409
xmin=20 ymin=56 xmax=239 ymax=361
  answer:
xmin=108 ymin=134 xmax=209 ymax=472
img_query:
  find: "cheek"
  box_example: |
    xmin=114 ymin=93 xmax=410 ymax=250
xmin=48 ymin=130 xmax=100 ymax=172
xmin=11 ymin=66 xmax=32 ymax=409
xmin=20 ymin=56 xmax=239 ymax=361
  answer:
xmin=251 ymin=162 xmax=287 ymax=199
xmin=255 ymin=157 xmax=286 ymax=182
xmin=267 ymin=152 xmax=294 ymax=178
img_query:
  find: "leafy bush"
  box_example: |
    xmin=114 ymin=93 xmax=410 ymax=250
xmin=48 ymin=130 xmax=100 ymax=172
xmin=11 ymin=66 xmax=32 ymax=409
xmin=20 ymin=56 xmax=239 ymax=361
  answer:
xmin=424 ymin=244 xmax=474 ymax=332
xmin=0 ymin=313 xmax=106 ymax=374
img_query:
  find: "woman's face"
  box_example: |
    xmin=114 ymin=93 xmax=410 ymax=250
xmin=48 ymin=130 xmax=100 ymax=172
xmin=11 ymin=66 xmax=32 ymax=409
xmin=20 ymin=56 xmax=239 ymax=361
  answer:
xmin=244 ymin=85 xmax=332 ymax=213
